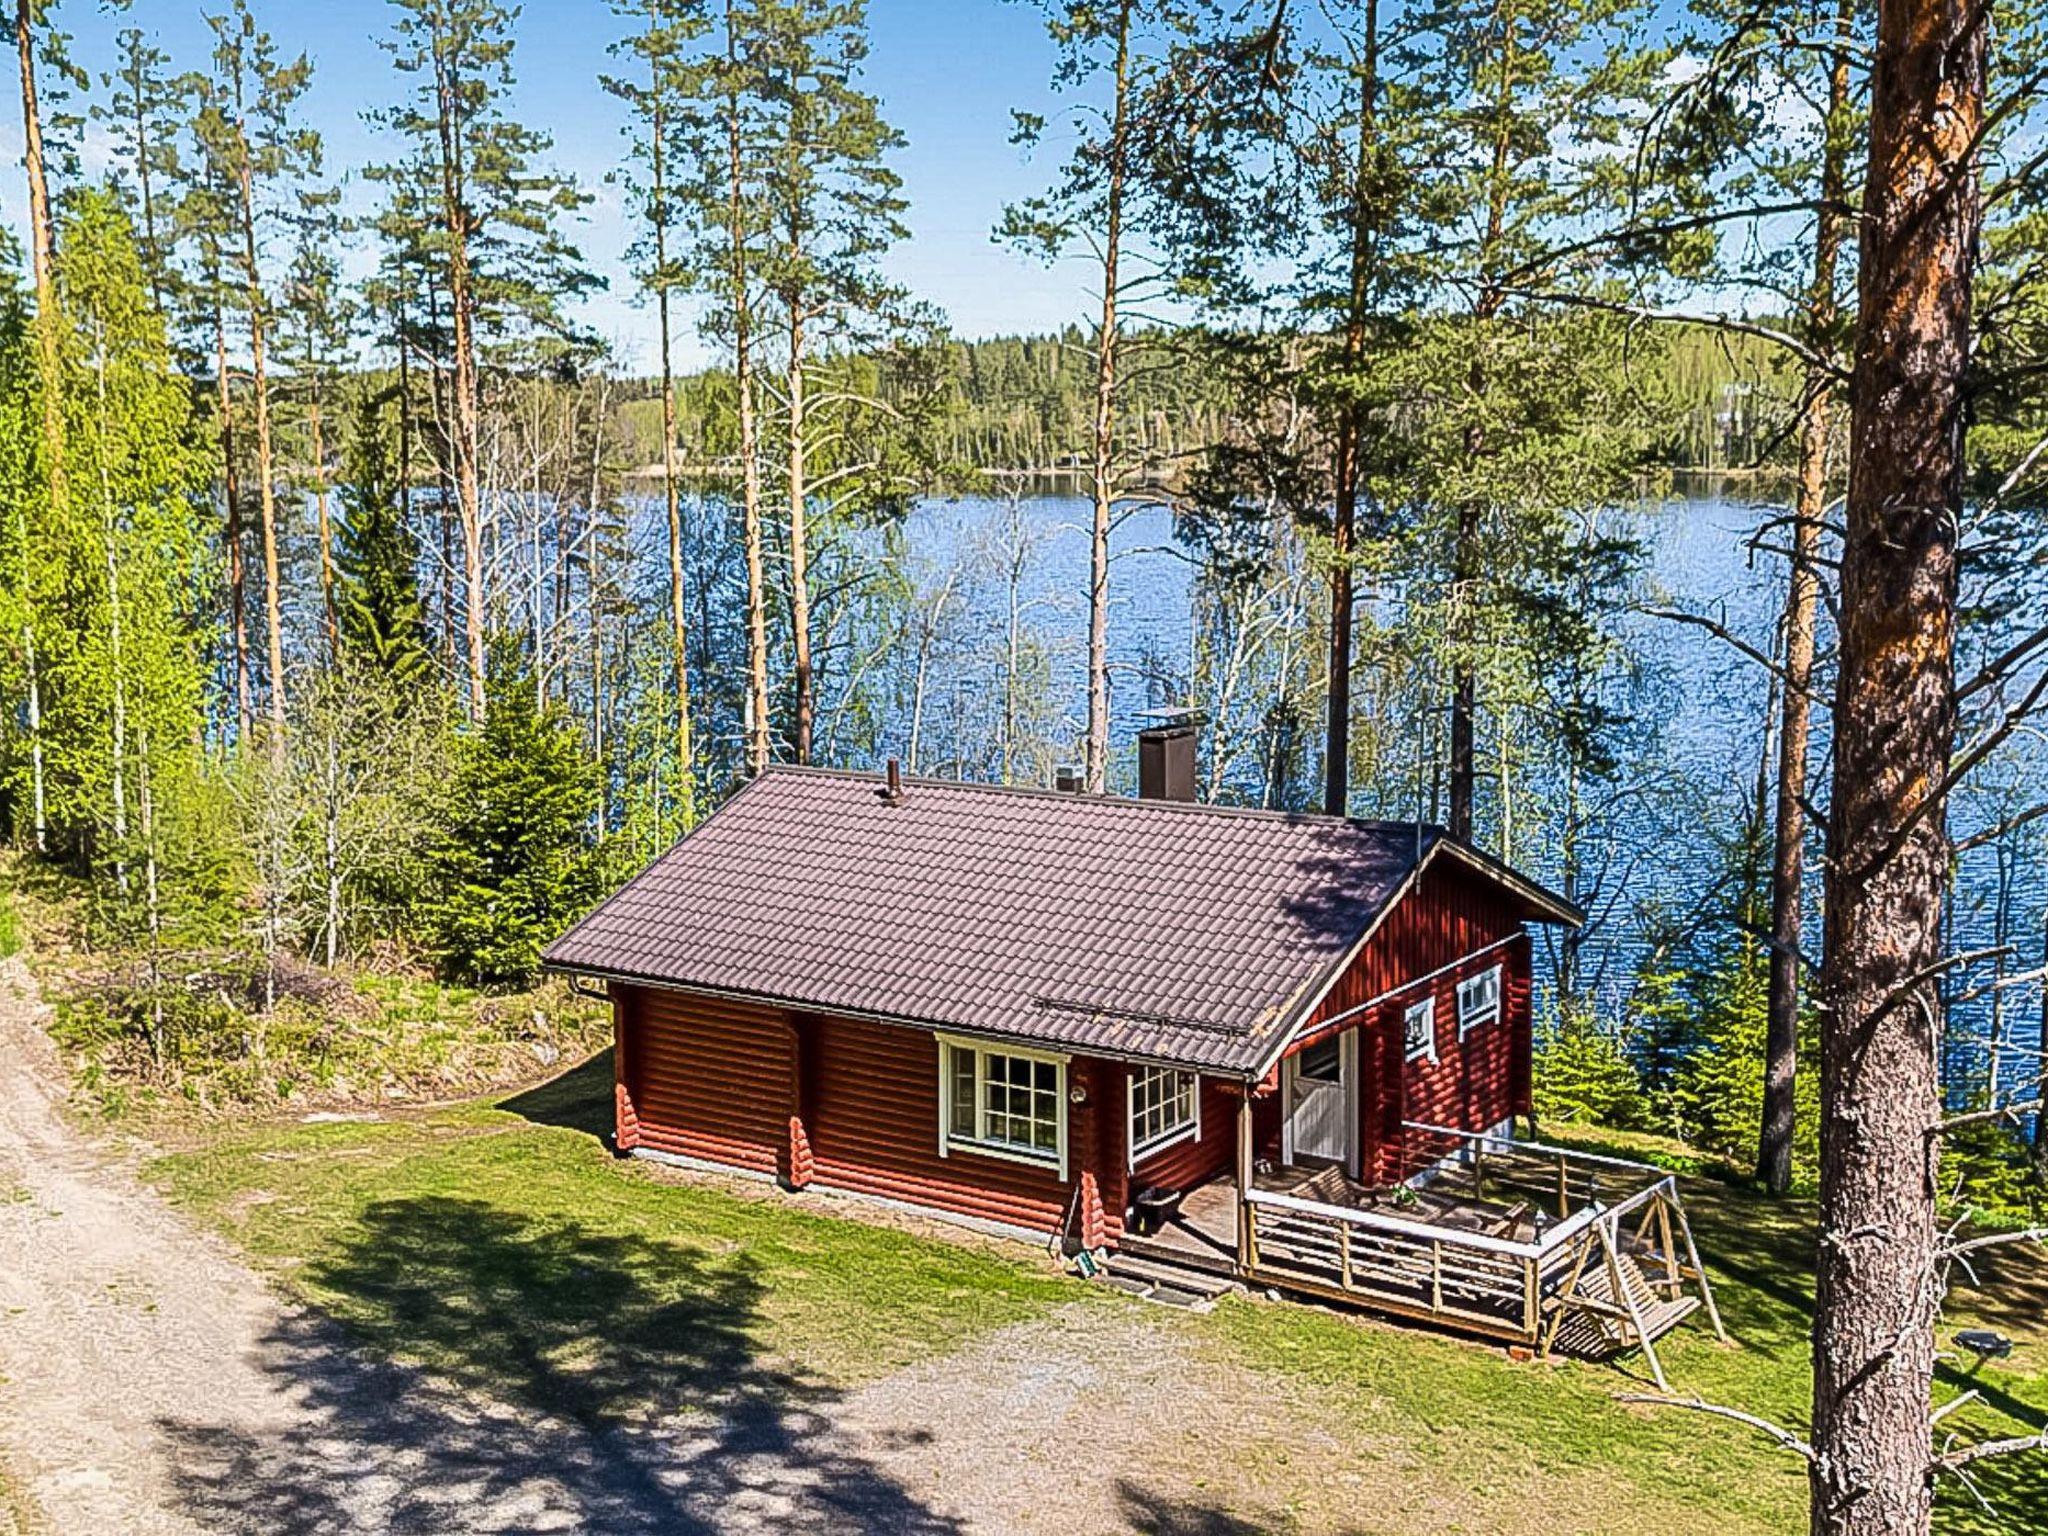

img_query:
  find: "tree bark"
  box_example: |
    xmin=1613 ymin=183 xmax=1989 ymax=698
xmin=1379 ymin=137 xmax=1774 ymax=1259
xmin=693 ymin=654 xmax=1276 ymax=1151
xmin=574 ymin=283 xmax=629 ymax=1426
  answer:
xmin=1083 ymin=0 xmax=1133 ymax=795
xmin=1323 ymin=0 xmax=1377 ymax=819
xmin=1760 ymin=0 xmax=1854 ymax=1196
xmin=1811 ymin=2 xmax=1983 ymax=1532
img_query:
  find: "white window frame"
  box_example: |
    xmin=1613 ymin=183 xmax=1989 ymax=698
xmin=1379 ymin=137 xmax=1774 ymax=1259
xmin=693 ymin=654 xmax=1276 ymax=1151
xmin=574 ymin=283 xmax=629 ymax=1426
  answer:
xmin=1403 ymin=996 xmax=1437 ymax=1063
xmin=1127 ymin=1066 xmax=1201 ymax=1168
xmin=1457 ymin=964 xmax=1503 ymax=1037
xmin=934 ymin=1033 xmax=1069 ymax=1181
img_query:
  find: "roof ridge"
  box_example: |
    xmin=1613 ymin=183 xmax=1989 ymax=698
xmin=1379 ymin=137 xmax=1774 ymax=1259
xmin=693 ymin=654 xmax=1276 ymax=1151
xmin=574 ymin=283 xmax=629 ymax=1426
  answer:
xmin=761 ymin=761 xmax=1445 ymax=836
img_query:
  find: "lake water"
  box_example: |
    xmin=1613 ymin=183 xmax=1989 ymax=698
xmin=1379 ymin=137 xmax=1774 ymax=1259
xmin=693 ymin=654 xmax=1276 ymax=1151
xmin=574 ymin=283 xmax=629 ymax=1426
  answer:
xmin=877 ymin=488 xmax=2047 ymax=1089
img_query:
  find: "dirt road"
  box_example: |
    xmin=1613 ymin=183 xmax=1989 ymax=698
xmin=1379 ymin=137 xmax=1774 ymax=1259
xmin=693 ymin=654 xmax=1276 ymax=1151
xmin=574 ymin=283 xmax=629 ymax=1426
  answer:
xmin=2 ymin=956 xmax=1392 ymax=1534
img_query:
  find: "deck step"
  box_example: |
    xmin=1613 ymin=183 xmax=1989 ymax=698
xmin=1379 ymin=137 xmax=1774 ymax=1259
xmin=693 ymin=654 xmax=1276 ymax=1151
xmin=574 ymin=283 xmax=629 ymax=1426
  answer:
xmin=1104 ymin=1250 xmax=1239 ymax=1302
xmin=1116 ymin=1232 xmax=1241 ymax=1281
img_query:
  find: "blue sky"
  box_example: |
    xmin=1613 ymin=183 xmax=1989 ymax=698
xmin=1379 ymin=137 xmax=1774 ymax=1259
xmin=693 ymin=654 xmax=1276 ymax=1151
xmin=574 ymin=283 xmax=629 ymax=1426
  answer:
xmin=3 ymin=0 xmax=1102 ymax=368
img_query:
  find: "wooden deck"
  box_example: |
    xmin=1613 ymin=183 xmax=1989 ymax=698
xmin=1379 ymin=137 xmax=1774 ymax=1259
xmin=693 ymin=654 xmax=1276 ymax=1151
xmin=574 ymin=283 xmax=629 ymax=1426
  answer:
xmin=1114 ymin=1127 xmax=1724 ymax=1382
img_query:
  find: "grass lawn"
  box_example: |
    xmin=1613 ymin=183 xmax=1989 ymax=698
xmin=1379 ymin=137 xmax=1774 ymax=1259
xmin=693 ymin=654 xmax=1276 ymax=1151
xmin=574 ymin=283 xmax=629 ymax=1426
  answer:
xmin=148 ymin=1056 xmax=2048 ymax=1534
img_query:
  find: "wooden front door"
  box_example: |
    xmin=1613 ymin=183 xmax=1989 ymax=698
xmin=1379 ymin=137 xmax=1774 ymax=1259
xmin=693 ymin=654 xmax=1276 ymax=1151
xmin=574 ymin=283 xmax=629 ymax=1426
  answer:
xmin=1283 ymin=1030 xmax=1356 ymax=1171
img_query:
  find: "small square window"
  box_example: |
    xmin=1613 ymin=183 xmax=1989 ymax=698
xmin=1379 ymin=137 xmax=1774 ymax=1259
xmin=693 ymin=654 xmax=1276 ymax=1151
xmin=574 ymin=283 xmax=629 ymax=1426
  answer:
xmin=1296 ymin=1034 xmax=1343 ymax=1082
xmin=1457 ymin=965 xmax=1502 ymax=1035
xmin=1403 ymin=997 xmax=1437 ymax=1062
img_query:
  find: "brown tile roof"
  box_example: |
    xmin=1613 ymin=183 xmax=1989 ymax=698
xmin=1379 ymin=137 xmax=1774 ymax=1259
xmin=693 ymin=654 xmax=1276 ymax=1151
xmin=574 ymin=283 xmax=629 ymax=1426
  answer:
xmin=545 ymin=767 xmax=1561 ymax=1075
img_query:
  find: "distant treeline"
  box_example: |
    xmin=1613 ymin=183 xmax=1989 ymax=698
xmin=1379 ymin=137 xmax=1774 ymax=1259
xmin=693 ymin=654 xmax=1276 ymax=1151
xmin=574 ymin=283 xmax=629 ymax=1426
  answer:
xmin=608 ymin=322 xmax=1805 ymax=485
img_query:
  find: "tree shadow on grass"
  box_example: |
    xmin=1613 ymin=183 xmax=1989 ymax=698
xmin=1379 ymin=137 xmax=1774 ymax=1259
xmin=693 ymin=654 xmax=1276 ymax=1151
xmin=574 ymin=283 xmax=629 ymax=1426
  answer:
xmin=1114 ymin=1480 xmax=1365 ymax=1536
xmin=499 ymin=1047 xmax=620 ymax=1144
xmin=157 ymin=1195 xmax=963 ymax=1533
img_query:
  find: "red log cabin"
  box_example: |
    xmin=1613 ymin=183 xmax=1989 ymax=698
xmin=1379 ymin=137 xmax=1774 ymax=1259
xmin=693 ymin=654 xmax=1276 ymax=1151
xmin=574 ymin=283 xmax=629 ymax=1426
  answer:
xmin=546 ymin=730 xmax=1583 ymax=1240
xmin=548 ymin=727 xmax=1723 ymax=1360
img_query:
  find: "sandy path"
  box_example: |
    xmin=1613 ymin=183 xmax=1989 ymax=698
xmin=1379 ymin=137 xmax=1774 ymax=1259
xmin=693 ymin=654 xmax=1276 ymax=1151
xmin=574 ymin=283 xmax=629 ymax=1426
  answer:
xmin=0 ymin=955 xmax=1405 ymax=1533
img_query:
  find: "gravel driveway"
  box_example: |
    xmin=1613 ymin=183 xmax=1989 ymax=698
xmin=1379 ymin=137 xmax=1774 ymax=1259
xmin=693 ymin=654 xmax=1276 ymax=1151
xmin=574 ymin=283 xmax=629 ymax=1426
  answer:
xmin=0 ymin=956 xmax=1398 ymax=1534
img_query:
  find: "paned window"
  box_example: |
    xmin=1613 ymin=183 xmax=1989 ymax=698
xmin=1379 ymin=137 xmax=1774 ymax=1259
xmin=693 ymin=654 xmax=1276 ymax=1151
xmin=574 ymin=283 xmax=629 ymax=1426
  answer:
xmin=938 ymin=1038 xmax=1067 ymax=1176
xmin=1128 ymin=1067 xmax=1199 ymax=1163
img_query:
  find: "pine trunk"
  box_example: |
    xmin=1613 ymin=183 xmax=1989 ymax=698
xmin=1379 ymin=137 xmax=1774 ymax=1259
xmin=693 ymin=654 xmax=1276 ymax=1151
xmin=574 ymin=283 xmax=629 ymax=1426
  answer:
xmin=1084 ymin=0 xmax=1133 ymax=794
xmin=16 ymin=0 xmax=58 ymax=851
xmin=239 ymin=156 xmax=289 ymax=755
xmin=653 ymin=94 xmax=696 ymax=829
xmin=16 ymin=0 xmax=62 ymax=503
xmin=787 ymin=299 xmax=813 ymax=764
xmin=725 ymin=0 xmax=771 ymax=774
xmin=1811 ymin=2 xmax=1984 ymax=1531
xmin=1449 ymin=0 xmax=1517 ymax=845
xmin=1761 ymin=0 xmax=1854 ymax=1196
xmin=213 ymin=290 xmax=251 ymax=742
xmin=434 ymin=52 xmax=489 ymax=721
xmin=1323 ymin=0 xmax=1377 ymax=818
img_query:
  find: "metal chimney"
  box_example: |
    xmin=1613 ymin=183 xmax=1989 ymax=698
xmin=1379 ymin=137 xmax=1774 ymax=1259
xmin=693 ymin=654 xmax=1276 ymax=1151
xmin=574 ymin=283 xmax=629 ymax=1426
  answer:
xmin=1136 ymin=710 xmax=1201 ymax=802
xmin=1054 ymin=765 xmax=1084 ymax=794
xmin=881 ymin=757 xmax=905 ymax=804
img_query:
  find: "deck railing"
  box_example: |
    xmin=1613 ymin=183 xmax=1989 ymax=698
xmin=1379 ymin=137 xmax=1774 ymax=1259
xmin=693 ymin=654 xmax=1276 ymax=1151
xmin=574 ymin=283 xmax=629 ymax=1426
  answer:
xmin=1236 ymin=1124 xmax=1724 ymax=1382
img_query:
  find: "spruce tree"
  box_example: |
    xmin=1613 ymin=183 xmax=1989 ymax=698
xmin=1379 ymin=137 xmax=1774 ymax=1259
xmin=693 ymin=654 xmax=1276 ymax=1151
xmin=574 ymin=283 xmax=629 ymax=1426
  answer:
xmin=333 ymin=392 xmax=431 ymax=686
xmin=426 ymin=639 xmax=602 ymax=986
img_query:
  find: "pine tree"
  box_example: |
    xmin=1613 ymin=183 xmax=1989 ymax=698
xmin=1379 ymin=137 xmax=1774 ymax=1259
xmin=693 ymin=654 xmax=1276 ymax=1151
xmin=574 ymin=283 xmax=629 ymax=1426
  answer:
xmin=605 ymin=0 xmax=705 ymax=823
xmin=93 ymin=25 xmax=191 ymax=317
xmin=193 ymin=0 xmax=319 ymax=756
xmin=749 ymin=0 xmax=913 ymax=764
xmin=372 ymin=0 xmax=595 ymax=721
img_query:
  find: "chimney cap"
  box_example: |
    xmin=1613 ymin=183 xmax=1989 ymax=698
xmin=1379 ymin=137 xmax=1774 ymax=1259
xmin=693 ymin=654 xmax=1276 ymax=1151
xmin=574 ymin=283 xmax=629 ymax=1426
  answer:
xmin=1135 ymin=706 xmax=1206 ymax=736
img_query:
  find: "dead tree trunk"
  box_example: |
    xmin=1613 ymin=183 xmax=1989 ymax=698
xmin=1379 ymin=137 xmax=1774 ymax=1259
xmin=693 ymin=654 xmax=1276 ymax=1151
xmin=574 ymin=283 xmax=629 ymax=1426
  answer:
xmin=1811 ymin=2 xmax=1984 ymax=1531
xmin=1761 ymin=0 xmax=1855 ymax=1196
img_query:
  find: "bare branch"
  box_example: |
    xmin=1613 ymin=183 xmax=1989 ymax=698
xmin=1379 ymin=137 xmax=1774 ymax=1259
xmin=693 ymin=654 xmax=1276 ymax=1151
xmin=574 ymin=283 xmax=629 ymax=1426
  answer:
xmin=1642 ymin=606 xmax=1790 ymax=683
xmin=1932 ymin=1431 xmax=2048 ymax=1474
xmin=1493 ymin=285 xmax=1849 ymax=380
xmin=1616 ymin=1394 xmax=1815 ymax=1462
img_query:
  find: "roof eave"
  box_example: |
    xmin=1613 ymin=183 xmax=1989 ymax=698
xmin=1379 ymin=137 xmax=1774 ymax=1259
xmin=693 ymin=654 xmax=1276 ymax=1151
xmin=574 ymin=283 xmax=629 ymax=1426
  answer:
xmin=542 ymin=960 xmax=1268 ymax=1079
